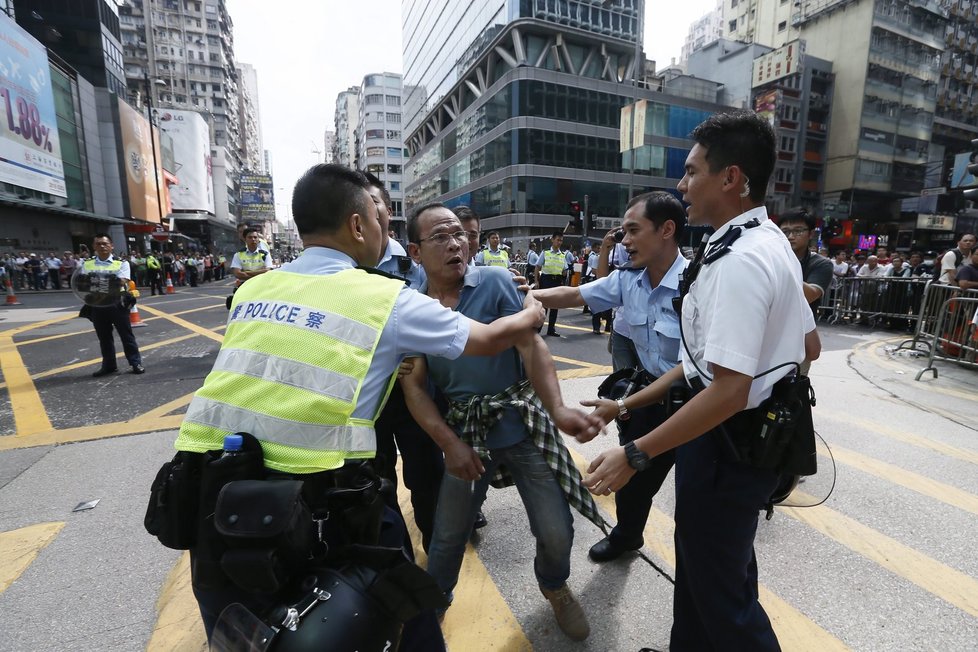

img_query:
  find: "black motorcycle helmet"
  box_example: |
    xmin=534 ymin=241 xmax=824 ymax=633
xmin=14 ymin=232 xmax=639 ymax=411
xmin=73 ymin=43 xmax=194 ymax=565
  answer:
xmin=211 ymin=566 xmax=403 ymax=652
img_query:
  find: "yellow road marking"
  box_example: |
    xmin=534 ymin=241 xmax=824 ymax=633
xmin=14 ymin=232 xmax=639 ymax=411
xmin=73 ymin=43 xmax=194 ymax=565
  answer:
xmin=820 ymin=412 xmax=978 ymax=467
xmin=139 ymin=304 xmax=225 ymax=344
xmin=556 ymin=365 xmax=612 ymax=380
xmin=786 ymin=491 xmax=978 ymax=618
xmin=145 ymin=552 xmax=206 ymax=652
xmin=0 ymin=522 xmax=65 ymax=593
xmin=555 ymin=321 xmax=608 ymax=334
xmin=826 ymin=445 xmax=978 ymax=517
xmin=17 ymin=302 xmax=226 ymax=346
xmin=0 ymin=414 xmax=184 ymax=451
xmin=0 ymin=312 xmax=77 ymax=336
xmin=140 ymin=392 xmax=197 ymax=420
xmin=0 ymin=334 xmax=52 ymax=436
xmin=396 ymin=461 xmax=531 ymax=651
xmin=568 ymin=448 xmax=848 ymax=650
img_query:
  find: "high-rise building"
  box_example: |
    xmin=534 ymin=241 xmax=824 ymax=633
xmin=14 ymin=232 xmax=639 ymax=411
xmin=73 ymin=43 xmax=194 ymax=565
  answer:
xmin=681 ymin=0 xmax=724 ymax=63
xmin=118 ymin=0 xmax=242 ymax=233
xmin=402 ymin=0 xmax=723 ymax=251
xmin=357 ymin=72 xmax=405 ymax=230
xmin=333 ymin=87 xmax=358 ymax=168
xmin=237 ymin=62 xmax=264 ymax=174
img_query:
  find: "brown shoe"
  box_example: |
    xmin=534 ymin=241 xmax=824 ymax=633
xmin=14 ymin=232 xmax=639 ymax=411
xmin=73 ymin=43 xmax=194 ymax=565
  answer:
xmin=541 ymin=583 xmax=589 ymax=641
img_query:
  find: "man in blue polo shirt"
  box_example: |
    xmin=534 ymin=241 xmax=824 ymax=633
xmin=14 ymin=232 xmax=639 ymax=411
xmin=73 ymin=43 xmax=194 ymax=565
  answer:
xmin=531 ymin=191 xmax=687 ymax=562
xmin=400 ymin=203 xmax=602 ymax=642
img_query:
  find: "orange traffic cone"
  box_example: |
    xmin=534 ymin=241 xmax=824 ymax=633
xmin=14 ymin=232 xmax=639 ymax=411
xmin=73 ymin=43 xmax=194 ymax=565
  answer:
xmin=129 ymin=303 xmax=146 ymax=327
xmin=165 ymin=273 xmax=175 ymax=294
xmin=3 ymin=278 xmax=21 ymax=306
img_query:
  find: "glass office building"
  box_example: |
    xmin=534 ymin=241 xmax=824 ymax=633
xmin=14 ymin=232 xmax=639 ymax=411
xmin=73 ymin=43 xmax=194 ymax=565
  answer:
xmin=402 ymin=0 xmax=722 ymax=248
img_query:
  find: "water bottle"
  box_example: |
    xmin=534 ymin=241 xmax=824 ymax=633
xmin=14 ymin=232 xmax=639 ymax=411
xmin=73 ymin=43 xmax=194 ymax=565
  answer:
xmin=221 ymin=433 xmax=244 ymax=458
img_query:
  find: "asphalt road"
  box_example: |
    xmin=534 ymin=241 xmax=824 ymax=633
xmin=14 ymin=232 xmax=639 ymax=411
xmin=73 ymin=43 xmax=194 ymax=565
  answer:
xmin=1 ymin=281 xmax=977 ymax=651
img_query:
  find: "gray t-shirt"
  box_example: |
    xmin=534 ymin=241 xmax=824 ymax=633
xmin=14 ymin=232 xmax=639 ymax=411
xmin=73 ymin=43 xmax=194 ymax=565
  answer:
xmin=801 ymin=251 xmax=834 ymax=316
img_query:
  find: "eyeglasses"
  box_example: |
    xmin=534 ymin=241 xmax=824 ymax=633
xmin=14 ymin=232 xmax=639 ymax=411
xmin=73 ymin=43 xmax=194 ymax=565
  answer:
xmin=780 ymin=228 xmax=810 ymax=237
xmin=417 ymin=231 xmax=467 ymax=246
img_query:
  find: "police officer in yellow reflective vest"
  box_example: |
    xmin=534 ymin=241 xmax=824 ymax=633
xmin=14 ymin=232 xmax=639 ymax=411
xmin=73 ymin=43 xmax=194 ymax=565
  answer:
xmin=230 ymin=227 xmax=273 ymax=287
xmin=475 ymin=231 xmax=510 ymax=267
xmin=535 ymin=231 xmax=573 ymax=337
xmin=85 ymin=233 xmax=145 ymax=376
xmin=169 ymin=165 xmax=546 ymax=650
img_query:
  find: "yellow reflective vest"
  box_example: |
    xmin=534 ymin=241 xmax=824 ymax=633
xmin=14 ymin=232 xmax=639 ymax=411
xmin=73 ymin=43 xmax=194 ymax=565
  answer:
xmin=540 ymin=249 xmax=567 ymax=275
xmin=483 ymin=249 xmax=509 ymax=267
xmin=175 ymin=268 xmax=403 ymax=473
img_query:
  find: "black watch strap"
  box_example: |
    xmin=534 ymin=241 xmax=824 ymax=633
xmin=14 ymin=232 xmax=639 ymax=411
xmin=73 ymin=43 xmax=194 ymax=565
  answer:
xmin=624 ymin=441 xmax=650 ymax=471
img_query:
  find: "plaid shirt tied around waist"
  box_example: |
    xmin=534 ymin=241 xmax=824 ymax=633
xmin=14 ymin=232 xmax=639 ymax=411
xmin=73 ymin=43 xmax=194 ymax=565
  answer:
xmin=443 ymin=379 xmax=604 ymax=529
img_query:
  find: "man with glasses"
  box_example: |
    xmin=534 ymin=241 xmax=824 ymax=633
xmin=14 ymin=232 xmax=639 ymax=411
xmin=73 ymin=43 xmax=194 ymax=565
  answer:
xmin=778 ymin=207 xmax=833 ymax=322
xmin=402 ymin=203 xmax=601 ymax=641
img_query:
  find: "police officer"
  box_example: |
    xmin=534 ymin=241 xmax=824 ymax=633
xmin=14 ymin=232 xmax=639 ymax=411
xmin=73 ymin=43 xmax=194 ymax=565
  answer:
xmin=85 ymin=234 xmax=145 ymax=376
xmin=532 ymin=192 xmax=687 ymax=562
xmin=363 ymin=170 xmax=441 ymax=551
xmin=535 ymin=232 xmax=574 ymax=337
xmin=583 ymin=111 xmax=820 ymax=651
xmin=230 ymin=227 xmax=273 ymax=286
xmin=475 ymin=231 xmax=510 ymax=267
xmin=171 ymin=164 xmax=545 ymax=648
xmin=146 ymin=251 xmax=163 ymax=295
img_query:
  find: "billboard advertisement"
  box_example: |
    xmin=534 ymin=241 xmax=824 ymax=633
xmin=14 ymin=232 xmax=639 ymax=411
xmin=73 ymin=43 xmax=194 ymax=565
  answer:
xmin=154 ymin=108 xmax=214 ymax=213
xmin=0 ymin=18 xmax=66 ymax=196
xmin=754 ymin=89 xmax=780 ymax=127
xmin=240 ymin=172 xmax=274 ymax=221
xmin=752 ymin=40 xmax=806 ymax=88
xmin=117 ymin=97 xmax=164 ymax=222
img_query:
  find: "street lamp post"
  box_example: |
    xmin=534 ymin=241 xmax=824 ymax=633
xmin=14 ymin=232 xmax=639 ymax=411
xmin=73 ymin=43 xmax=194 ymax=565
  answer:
xmin=144 ymin=73 xmax=167 ymax=224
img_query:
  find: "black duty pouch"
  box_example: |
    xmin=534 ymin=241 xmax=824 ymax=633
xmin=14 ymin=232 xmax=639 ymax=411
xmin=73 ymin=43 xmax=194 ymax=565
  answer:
xmin=721 ymin=375 xmax=816 ymax=475
xmin=144 ymin=451 xmax=204 ymax=550
xmin=193 ymin=433 xmax=265 ymax=590
xmin=316 ymin=463 xmax=386 ymax=549
xmin=215 ymin=479 xmax=313 ymax=593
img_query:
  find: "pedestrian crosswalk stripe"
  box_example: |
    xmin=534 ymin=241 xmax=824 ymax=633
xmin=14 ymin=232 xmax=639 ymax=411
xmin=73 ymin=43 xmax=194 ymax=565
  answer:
xmin=0 ymin=522 xmax=64 ymax=594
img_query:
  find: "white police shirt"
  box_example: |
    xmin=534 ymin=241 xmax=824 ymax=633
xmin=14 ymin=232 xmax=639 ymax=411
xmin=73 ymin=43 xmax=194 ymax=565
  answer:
xmin=681 ymin=206 xmax=815 ymax=409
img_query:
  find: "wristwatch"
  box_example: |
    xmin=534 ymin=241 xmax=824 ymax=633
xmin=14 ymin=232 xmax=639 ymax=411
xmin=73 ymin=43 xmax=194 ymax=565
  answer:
xmin=624 ymin=441 xmax=650 ymax=472
xmin=616 ymin=397 xmax=630 ymax=421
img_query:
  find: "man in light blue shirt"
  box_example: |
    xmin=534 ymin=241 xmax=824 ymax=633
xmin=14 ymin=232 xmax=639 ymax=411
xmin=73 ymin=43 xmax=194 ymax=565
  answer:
xmin=401 ymin=203 xmax=600 ymax=642
xmin=531 ymin=191 xmax=687 ymax=562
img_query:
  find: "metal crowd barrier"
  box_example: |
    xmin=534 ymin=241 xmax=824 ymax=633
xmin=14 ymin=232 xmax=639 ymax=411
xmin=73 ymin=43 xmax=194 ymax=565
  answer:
xmin=820 ymin=277 xmax=928 ymax=327
xmin=914 ymin=295 xmax=978 ymax=380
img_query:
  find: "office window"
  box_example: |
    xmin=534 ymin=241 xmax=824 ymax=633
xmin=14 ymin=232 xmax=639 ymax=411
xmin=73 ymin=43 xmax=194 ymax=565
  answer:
xmin=778 ymin=21 xmax=787 ymax=31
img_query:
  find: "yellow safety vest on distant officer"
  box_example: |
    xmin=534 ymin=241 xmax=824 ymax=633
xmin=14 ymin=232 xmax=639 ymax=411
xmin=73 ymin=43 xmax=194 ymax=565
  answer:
xmin=238 ymin=249 xmax=267 ymax=271
xmin=483 ymin=249 xmax=509 ymax=268
xmin=83 ymin=258 xmax=123 ymax=274
xmin=540 ymin=249 xmax=566 ymax=275
xmin=175 ymin=269 xmax=404 ymax=474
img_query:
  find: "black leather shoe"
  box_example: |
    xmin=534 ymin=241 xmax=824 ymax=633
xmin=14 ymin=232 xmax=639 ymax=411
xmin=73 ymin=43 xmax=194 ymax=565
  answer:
xmin=131 ymin=364 xmax=146 ymax=374
xmin=588 ymin=536 xmax=643 ymax=562
xmin=473 ymin=510 xmax=488 ymax=530
xmin=546 ymin=330 xmax=562 ymax=338
xmin=92 ymin=367 xmax=118 ymax=378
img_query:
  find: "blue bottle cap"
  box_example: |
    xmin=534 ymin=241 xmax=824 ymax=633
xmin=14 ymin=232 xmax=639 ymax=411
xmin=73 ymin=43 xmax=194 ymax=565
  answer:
xmin=223 ymin=433 xmax=244 ymax=451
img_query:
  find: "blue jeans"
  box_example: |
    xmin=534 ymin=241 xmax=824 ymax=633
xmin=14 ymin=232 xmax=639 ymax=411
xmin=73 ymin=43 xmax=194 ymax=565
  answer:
xmin=427 ymin=438 xmax=574 ymax=599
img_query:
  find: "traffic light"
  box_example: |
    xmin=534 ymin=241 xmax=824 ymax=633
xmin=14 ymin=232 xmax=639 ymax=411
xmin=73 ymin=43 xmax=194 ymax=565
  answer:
xmin=567 ymin=200 xmax=583 ymax=235
xmin=569 ymin=200 xmax=582 ymax=217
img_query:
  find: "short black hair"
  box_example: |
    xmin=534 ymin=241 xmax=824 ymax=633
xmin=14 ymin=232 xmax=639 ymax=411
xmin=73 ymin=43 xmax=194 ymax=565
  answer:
xmin=291 ymin=164 xmax=372 ymax=237
xmin=626 ymin=191 xmax=687 ymax=243
xmin=690 ymin=109 xmax=776 ymax=203
xmin=778 ymin=206 xmax=816 ymax=231
xmin=487 ymin=230 xmax=500 ymax=239
xmin=452 ymin=205 xmax=479 ymax=224
xmin=242 ymin=227 xmax=260 ymax=238
xmin=407 ymin=202 xmax=447 ymax=243
xmin=93 ymin=233 xmax=112 ymax=242
xmin=361 ymin=170 xmax=391 ymax=207
xmin=551 ymin=231 xmax=563 ymax=240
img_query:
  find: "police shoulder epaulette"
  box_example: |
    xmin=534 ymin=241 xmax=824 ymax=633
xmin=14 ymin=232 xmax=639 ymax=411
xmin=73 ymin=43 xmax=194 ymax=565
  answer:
xmin=356 ymin=266 xmax=407 ymax=284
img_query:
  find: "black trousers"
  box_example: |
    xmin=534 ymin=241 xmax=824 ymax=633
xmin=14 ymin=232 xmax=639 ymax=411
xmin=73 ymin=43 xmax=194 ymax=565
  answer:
xmin=148 ymin=269 xmax=163 ymax=295
xmin=92 ymin=303 xmax=141 ymax=369
xmin=671 ymin=429 xmax=781 ymax=651
xmin=609 ymin=395 xmax=675 ymax=544
xmin=538 ymin=274 xmax=564 ymax=331
xmin=375 ymin=383 xmax=445 ymax=552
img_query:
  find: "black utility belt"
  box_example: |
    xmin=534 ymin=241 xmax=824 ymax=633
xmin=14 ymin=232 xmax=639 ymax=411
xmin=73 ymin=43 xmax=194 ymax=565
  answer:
xmin=144 ymin=433 xmax=388 ymax=594
xmin=541 ymin=273 xmax=565 ymax=278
